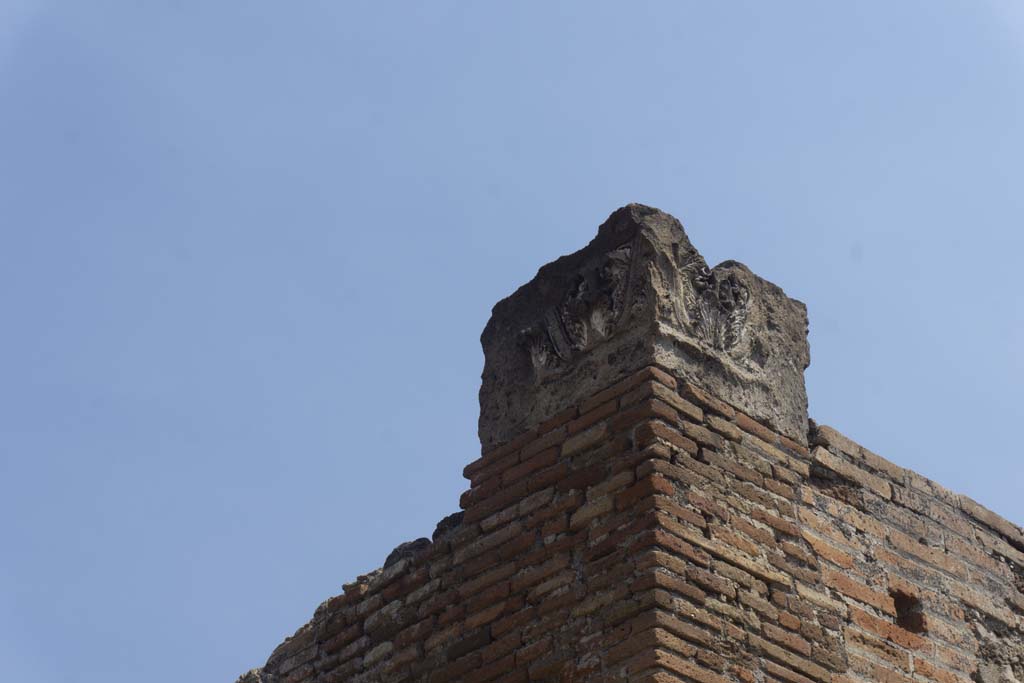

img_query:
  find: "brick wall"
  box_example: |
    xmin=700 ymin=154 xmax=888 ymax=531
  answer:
xmin=238 ymin=365 xmax=1024 ymax=683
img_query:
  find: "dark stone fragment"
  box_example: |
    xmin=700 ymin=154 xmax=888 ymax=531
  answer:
xmin=432 ymin=511 xmax=464 ymax=541
xmin=384 ymin=538 xmax=431 ymax=568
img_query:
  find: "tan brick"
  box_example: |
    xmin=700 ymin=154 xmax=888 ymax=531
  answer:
xmin=636 ymin=420 xmax=699 ymax=455
xmin=680 ymin=381 xmax=735 ymax=418
xmin=569 ymin=495 xmax=614 ymax=530
xmin=749 ymin=634 xmax=832 ymax=682
xmin=762 ymin=659 xmax=817 ymax=683
xmin=706 ymin=413 xmax=741 ymax=441
xmin=650 ymin=648 xmax=730 ymax=683
xmin=887 ymin=528 xmax=967 ymax=579
xmin=913 ymin=657 xmax=972 ymax=683
xmin=735 ymin=411 xmax=779 ymax=445
xmin=681 ymin=420 xmax=725 ymax=450
xmin=822 ymin=546 xmax=864 ymax=579
xmin=845 ymin=626 xmax=911 ymax=671
xmin=849 ymin=606 xmax=928 ymax=650
xmin=465 ymin=600 xmax=506 ymax=629
xmin=500 ymin=445 xmax=559 ymax=486
xmin=621 ymin=380 xmax=703 ymax=423
xmin=813 ymin=446 xmax=891 ymax=499
xmin=580 ymin=365 xmax=676 ymax=415
xmin=567 ymin=398 xmax=618 ymax=434
xmin=764 ymin=622 xmax=812 ymax=657
xmin=822 ymin=567 xmax=895 ymax=615
xmin=847 ymin=653 xmax=915 ymax=683
xmin=960 ymin=495 xmax=1024 ymax=548
xmin=561 ymin=422 xmax=608 ymax=457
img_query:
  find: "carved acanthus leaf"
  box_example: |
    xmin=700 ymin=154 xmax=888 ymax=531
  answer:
xmin=674 ymin=249 xmax=750 ymax=353
xmin=523 ymin=243 xmax=635 ymax=374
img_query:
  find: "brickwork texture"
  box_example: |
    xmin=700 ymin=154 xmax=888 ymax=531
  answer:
xmin=237 ymin=206 xmax=1023 ymax=683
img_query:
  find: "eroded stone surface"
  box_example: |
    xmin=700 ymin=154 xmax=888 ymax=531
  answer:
xmin=479 ymin=203 xmax=810 ymax=449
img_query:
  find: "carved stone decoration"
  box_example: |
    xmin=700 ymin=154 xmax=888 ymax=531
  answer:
xmin=560 ymin=275 xmax=590 ymax=352
xmin=524 ymin=235 xmax=753 ymax=374
xmin=519 ymin=243 xmax=637 ymax=377
xmin=519 ymin=323 xmax=560 ymax=374
xmin=481 ymin=204 xmax=810 ymax=450
xmin=694 ymin=270 xmax=751 ymax=352
xmin=669 ymin=245 xmax=751 ymax=354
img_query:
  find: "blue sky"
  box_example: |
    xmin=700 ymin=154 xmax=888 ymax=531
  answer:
xmin=1 ymin=2 xmax=1021 ymax=682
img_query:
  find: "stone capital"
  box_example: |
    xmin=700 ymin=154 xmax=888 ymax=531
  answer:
xmin=479 ymin=203 xmax=810 ymax=449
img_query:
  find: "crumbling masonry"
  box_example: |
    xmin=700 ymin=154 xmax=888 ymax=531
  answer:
xmin=238 ymin=205 xmax=1024 ymax=683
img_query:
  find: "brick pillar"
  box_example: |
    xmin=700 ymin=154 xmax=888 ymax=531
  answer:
xmin=239 ymin=205 xmax=1024 ymax=683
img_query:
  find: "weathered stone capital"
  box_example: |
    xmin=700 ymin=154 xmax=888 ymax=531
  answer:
xmin=479 ymin=203 xmax=810 ymax=449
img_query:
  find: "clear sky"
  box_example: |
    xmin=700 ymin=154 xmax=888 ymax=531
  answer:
xmin=1 ymin=2 xmax=1022 ymax=682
